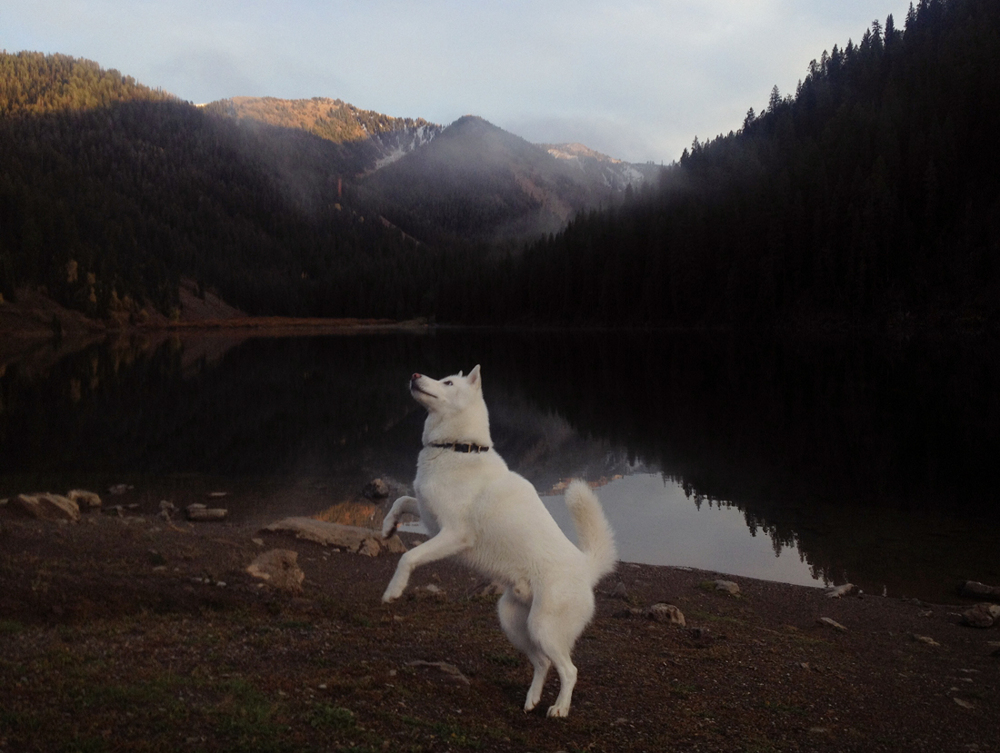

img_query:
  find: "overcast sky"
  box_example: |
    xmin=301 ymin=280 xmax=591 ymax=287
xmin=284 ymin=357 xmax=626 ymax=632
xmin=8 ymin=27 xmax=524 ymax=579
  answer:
xmin=6 ymin=0 xmax=911 ymax=163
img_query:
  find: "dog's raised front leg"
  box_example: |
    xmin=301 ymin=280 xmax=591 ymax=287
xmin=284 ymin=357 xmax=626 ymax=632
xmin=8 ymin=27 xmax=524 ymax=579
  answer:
xmin=381 ymin=528 xmax=472 ymax=603
xmin=382 ymin=495 xmax=419 ymax=539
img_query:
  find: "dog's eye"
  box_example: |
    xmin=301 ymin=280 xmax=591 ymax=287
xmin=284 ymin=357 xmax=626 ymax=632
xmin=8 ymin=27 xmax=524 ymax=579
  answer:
xmin=443 ymin=380 xmax=453 ymax=386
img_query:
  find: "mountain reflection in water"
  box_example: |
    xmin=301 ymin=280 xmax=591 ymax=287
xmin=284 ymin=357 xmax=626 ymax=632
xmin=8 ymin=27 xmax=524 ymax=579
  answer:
xmin=1 ymin=328 xmax=998 ymax=602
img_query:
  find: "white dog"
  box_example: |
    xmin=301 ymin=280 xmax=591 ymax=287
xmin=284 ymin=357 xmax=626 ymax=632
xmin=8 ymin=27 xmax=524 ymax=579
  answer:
xmin=381 ymin=365 xmax=617 ymax=718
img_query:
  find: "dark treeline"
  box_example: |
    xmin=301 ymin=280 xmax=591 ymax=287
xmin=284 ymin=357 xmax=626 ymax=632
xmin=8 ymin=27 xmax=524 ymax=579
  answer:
xmin=442 ymin=0 xmax=1000 ymax=329
xmin=0 ymin=52 xmax=453 ymax=320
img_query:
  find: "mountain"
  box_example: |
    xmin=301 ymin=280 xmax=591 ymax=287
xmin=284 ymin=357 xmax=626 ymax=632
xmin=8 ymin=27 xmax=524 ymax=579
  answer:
xmin=359 ymin=116 xmax=645 ymax=245
xmin=206 ymin=100 xmax=662 ymax=246
xmin=202 ymin=96 xmax=442 ymax=175
xmin=201 ymin=99 xmax=659 ymax=246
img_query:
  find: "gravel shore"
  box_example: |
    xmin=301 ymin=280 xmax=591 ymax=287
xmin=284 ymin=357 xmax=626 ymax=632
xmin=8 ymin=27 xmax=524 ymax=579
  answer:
xmin=2 ymin=508 xmax=998 ymax=752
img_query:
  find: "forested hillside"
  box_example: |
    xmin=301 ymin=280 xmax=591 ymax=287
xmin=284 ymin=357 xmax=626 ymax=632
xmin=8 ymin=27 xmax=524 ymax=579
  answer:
xmin=203 ymin=96 xmax=442 ymax=174
xmin=0 ymin=55 xmax=641 ymax=322
xmin=440 ymin=0 xmax=1000 ymax=329
xmin=0 ymin=52 xmax=445 ymax=320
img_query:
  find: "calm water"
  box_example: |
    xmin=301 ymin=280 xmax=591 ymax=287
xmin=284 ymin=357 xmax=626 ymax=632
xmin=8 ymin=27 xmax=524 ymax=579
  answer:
xmin=2 ymin=328 xmax=998 ymax=602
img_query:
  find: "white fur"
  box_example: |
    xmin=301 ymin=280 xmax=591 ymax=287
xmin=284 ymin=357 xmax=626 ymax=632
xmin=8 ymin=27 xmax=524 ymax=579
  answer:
xmin=381 ymin=365 xmax=617 ymax=717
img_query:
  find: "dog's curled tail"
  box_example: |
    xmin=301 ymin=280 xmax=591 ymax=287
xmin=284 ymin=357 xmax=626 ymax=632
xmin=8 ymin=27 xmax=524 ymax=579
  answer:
xmin=565 ymin=479 xmax=618 ymax=584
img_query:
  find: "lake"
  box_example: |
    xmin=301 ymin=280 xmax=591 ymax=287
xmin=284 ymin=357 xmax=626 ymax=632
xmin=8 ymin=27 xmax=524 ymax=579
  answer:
xmin=2 ymin=327 xmax=998 ymax=603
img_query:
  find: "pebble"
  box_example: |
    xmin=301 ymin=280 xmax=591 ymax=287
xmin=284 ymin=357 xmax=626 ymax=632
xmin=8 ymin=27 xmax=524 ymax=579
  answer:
xmin=817 ymin=617 xmax=848 ymax=632
xmin=646 ymin=603 xmax=686 ymax=626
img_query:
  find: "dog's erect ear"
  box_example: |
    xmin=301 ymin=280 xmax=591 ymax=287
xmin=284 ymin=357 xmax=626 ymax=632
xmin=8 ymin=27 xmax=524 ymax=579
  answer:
xmin=457 ymin=370 xmax=463 ymax=377
xmin=467 ymin=364 xmax=481 ymax=388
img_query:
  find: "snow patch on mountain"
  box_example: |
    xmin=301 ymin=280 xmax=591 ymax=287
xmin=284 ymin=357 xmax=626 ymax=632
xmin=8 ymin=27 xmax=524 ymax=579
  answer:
xmin=373 ymin=123 xmax=443 ymax=169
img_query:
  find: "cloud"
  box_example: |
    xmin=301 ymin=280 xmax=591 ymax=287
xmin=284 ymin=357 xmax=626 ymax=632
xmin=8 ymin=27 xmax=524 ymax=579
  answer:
xmin=5 ymin=0 xmax=911 ymax=162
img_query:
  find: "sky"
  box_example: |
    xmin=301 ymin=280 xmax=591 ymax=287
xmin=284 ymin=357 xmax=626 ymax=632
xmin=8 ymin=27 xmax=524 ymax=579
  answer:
xmin=5 ymin=0 xmax=912 ymax=164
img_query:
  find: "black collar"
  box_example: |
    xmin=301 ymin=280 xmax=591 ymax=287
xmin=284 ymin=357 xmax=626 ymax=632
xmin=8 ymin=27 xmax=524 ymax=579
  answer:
xmin=429 ymin=441 xmax=491 ymax=454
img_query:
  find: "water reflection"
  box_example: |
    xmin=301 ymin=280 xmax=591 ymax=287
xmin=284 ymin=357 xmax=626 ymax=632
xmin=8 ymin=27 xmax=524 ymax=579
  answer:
xmin=1 ymin=328 xmax=998 ymax=602
xmin=542 ymin=473 xmax=823 ymax=589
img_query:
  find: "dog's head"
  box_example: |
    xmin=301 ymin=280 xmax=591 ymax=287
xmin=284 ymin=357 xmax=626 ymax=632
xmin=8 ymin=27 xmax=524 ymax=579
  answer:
xmin=410 ymin=365 xmax=491 ymax=447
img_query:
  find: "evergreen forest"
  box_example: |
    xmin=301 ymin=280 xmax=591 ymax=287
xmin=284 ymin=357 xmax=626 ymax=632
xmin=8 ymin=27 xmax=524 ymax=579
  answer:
xmin=0 ymin=52 xmax=452 ymax=320
xmin=2 ymin=0 xmax=999 ymax=330
xmin=448 ymin=0 xmax=1000 ymax=328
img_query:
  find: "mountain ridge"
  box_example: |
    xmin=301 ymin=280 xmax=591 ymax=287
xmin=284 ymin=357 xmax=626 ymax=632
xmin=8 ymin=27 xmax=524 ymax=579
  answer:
xmin=202 ymin=96 xmax=443 ymax=174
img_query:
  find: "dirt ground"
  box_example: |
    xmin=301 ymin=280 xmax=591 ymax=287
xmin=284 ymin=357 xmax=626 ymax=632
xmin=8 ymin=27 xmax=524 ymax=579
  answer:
xmin=1 ymin=503 xmax=999 ymax=753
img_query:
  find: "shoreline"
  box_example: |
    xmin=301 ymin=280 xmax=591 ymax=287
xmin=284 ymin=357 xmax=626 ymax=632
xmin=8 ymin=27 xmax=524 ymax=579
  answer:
xmin=2 ymin=508 xmax=998 ymax=752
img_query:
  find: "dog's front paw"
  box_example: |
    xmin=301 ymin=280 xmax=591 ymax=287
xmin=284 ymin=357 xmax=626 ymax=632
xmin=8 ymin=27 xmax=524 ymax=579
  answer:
xmin=546 ymin=703 xmax=570 ymax=718
xmin=381 ymin=517 xmax=399 ymax=539
xmin=381 ymin=581 xmax=405 ymax=603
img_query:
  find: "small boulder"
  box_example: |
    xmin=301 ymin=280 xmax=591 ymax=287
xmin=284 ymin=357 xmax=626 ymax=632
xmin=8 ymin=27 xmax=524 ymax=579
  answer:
xmin=646 ymin=603 xmax=686 ymax=626
xmin=961 ymin=581 xmax=1000 ymax=601
xmin=262 ymin=517 xmax=406 ymax=556
xmin=12 ymin=493 xmax=81 ymax=522
xmin=714 ymin=580 xmax=741 ymax=596
xmin=67 ymin=489 xmax=102 ymax=510
xmin=246 ymin=549 xmax=305 ymax=593
xmin=817 ymin=616 xmax=848 ymax=632
xmin=962 ymin=603 xmax=1000 ymax=629
xmin=186 ymin=504 xmax=228 ymax=521
xmin=362 ymin=478 xmax=390 ymax=499
xmin=825 ymin=583 xmax=855 ymax=598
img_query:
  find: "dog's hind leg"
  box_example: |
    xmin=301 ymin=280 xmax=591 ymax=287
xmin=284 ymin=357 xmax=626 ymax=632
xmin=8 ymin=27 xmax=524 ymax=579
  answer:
xmin=529 ymin=591 xmax=594 ymax=718
xmin=497 ymin=590 xmax=550 ymax=712
xmin=382 ymin=495 xmax=419 ymax=538
xmin=534 ymin=638 xmax=577 ymax=718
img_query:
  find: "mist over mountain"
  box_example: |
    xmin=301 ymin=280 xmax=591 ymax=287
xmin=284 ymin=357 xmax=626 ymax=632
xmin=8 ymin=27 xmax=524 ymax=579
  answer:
xmin=358 ymin=115 xmax=646 ymax=245
xmin=202 ymin=102 xmax=659 ymax=246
